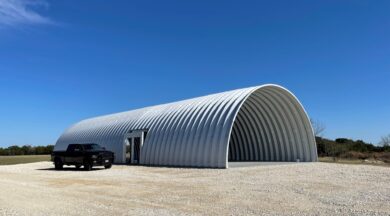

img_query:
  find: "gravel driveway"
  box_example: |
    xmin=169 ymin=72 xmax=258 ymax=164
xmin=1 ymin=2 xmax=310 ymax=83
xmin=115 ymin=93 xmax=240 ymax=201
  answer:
xmin=0 ymin=162 xmax=389 ymax=216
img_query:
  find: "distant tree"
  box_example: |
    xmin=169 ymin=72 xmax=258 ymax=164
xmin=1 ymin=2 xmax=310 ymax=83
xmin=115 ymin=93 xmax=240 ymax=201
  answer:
xmin=46 ymin=145 xmax=54 ymax=154
xmin=335 ymin=138 xmax=349 ymax=143
xmin=8 ymin=145 xmax=22 ymax=155
xmin=310 ymin=118 xmax=326 ymax=137
xmin=380 ymin=134 xmax=390 ymax=147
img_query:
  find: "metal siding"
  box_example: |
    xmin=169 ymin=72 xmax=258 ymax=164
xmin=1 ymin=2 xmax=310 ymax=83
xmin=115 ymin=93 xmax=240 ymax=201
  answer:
xmin=55 ymin=84 xmax=317 ymax=168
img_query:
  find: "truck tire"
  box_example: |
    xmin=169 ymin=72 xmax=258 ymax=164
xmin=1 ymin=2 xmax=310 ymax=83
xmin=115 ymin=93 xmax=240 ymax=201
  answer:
xmin=83 ymin=162 xmax=92 ymax=171
xmin=104 ymin=163 xmax=112 ymax=169
xmin=54 ymin=158 xmax=63 ymax=170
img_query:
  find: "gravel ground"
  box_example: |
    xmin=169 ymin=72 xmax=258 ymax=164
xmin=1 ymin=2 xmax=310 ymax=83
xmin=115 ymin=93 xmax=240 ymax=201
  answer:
xmin=0 ymin=162 xmax=389 ymax=216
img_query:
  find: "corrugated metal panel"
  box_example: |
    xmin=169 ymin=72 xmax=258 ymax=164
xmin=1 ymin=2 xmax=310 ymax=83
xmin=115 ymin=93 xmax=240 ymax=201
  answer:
xmin=55 ymin=84 xmax=317 ymax=168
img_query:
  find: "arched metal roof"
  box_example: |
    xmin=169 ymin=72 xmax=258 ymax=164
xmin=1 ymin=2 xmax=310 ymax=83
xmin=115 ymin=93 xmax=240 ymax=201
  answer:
xmin=55 ymin=84 xmax=317 ymax=168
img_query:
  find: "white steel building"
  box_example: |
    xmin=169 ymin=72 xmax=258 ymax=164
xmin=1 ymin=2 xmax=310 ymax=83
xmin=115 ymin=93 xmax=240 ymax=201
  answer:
xmin=54 ymin=84 xmax=317 ymax=168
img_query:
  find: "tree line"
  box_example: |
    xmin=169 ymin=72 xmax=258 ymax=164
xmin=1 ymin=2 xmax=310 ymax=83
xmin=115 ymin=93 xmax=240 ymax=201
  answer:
xmin=0 ymin=145 xmax=54 ymax=156
xmin=311 ymin=119 xmax=390 ymax=162
xmin=0 ymin=138 xmax=388 ymax=158
xmin=316 ymin=137 xmax=390 ymax=156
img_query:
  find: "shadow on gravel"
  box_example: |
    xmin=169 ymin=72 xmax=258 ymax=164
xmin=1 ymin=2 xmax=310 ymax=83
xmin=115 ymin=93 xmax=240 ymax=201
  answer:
xmin=36 ymin=167 xmax=105 ymax=172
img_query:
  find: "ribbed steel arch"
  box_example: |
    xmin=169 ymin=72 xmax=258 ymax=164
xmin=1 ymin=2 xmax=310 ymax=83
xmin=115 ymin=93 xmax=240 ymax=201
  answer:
xmin=55 ymin=84 xmax=317 ymax=168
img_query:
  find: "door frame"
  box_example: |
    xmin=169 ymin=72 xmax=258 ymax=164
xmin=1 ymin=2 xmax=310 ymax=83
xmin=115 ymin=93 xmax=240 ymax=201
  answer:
xmin=123 ymin=129 xmax=148 ymax=164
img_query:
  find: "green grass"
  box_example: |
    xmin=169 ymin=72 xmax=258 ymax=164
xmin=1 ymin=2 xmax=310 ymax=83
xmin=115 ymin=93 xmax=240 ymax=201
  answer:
xmin=319 ymin=157 xmax=390 ymax=167
xmin=0 ymin=155 xmax=51 ymax=165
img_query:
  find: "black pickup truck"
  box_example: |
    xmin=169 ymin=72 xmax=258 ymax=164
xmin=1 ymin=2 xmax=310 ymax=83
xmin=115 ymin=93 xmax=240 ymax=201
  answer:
xmin=51 ymin=143 xmax=114 ymax=171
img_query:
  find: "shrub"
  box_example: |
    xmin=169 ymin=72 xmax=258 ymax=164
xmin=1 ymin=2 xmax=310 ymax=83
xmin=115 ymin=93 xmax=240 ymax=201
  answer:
xmin=373 ymin=152 xmax=390 ymax=163
xmin=340 ymin=151 xmax=370 ymax=160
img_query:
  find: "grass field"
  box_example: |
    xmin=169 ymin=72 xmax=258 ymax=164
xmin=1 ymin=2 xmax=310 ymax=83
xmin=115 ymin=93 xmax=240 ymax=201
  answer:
xmin=319 ymin=156 xmax=389 ymax=167
xmin=0 ymin=155 xmax=50 ymax=165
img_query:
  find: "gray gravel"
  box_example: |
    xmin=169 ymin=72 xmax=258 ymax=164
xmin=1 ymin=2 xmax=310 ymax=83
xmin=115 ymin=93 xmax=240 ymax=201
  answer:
xmin=0 ymin=162 xmax=389 ymax=216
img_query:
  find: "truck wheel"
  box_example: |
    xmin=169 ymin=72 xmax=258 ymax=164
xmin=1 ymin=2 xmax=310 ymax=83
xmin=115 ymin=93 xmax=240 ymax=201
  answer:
xmin=83 ymin=162 xmax=92 ymax=171
xmin=104 ymin=163 xmax=112 ymax=169
xmin=54 ymin=158 xmax=63 ymax=170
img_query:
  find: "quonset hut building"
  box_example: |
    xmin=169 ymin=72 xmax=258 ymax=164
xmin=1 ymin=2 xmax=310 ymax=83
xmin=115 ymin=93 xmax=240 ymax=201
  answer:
xmin=55 ymin=84 xmax=317 ymax=168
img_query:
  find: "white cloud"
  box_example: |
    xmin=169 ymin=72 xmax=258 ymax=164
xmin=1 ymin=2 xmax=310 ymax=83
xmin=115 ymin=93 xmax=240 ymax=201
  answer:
xmin=0 ymin=0 xmax=52 ymax=27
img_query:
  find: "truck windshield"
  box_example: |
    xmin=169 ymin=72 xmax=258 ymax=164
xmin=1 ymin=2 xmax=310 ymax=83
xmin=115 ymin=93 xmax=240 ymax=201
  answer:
xmin=83 ymin=144 xmax=103 ymax=151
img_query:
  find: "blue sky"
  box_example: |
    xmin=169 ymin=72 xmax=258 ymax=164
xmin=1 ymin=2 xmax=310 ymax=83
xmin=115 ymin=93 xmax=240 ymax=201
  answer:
xmin=0 ymin=0 xmax=389 ymax=147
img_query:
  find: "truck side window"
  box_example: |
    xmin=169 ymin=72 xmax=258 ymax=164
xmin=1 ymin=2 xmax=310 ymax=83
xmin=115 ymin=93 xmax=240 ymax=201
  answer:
xmin=74 ymin=144 xmax=82 ymax=152
xmin=67 ymin=144 xmax=82 ymax=152
xmin=67 ymin=145 xmax=75 ymax=152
